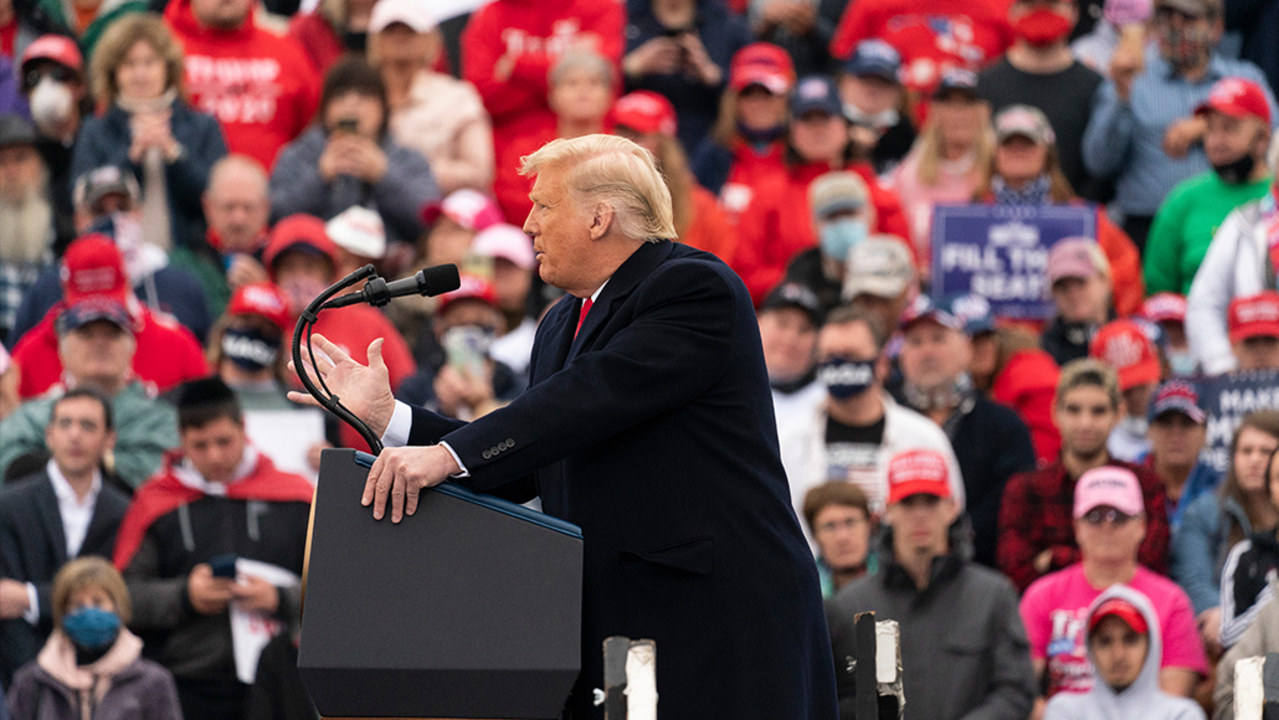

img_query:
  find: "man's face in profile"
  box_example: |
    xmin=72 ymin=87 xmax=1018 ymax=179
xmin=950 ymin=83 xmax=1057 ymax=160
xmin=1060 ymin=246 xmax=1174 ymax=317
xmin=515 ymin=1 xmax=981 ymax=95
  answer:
xmin=524 ymin=167 xmax=595 ymax=294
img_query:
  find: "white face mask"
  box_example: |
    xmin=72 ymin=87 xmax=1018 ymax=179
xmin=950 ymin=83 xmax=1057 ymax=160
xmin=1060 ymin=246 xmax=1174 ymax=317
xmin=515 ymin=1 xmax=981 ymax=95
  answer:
xmin=844 ymin=103 xmax=899 ymax=131
xmin=28 ymin=78 xmax=74 ymax=132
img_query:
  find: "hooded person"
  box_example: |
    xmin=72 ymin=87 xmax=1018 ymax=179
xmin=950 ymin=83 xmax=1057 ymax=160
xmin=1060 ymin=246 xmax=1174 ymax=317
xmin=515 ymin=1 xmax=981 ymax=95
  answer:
xmin=1043 ymin=585 xmax=1206 ymax=720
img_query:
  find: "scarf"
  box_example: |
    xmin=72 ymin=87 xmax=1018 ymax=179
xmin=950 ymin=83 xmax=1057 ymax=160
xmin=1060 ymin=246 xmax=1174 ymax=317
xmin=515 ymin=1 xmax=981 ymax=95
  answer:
xmin=118 ymin=89 xmax=178 ymax=252
xmin=37 ymin=630 xmax=144 ymax=720
xmin=903 ymin=373 xmax=977 ymax=437
xmin=992 ymin=174 xmax=1052 ymax=206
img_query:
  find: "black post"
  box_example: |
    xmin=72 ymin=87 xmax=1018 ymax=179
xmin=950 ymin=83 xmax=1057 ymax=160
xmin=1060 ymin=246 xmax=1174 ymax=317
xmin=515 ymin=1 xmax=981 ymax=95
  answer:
xmin=855 ymin=612 xmax=878 ymax=720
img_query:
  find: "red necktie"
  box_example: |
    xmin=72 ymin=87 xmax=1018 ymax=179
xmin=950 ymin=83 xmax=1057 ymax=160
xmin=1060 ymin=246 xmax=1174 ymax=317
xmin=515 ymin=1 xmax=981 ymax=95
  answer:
xmin=574 ymin=298 xmax=593 ymax=338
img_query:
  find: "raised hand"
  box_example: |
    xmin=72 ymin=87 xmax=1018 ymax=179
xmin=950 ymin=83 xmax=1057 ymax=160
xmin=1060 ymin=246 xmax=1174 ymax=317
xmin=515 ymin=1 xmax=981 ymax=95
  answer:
xmin=287 ymin=334 xmax=396 ymax=438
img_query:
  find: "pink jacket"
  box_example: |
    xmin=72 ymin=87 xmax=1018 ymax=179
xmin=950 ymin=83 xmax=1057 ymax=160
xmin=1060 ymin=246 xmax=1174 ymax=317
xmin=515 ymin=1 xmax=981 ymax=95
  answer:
xmin=389 ymin=72 xmax=494 ymax=194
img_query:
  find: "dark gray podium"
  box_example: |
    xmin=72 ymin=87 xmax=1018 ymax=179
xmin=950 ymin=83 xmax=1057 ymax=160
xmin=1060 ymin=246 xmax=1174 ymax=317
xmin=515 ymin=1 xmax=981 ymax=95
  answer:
xmin=299 ymin=449 xmax=583 ymax=719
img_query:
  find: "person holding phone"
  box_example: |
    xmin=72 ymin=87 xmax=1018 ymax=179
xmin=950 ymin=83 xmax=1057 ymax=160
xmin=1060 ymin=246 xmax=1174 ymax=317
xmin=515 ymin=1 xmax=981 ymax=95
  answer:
xmin=269 ymin=56 xmax=439 ymax=247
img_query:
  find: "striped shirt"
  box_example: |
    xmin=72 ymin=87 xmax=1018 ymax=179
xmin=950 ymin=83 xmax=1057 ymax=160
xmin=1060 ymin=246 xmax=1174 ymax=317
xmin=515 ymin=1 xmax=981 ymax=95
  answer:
xmin=1082 ymin=49 xmax=1278 ymax=218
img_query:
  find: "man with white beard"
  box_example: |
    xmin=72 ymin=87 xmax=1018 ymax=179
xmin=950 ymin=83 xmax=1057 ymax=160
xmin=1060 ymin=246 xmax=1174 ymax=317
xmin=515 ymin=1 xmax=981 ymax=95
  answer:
xmin=0 ymin=115 xmax=60 ymax=346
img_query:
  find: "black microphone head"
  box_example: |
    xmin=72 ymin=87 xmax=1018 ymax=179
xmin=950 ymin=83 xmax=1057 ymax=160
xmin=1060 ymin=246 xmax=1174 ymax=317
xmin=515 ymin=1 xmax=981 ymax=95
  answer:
xmin=420 ymin=264 xmax=461 ymax=296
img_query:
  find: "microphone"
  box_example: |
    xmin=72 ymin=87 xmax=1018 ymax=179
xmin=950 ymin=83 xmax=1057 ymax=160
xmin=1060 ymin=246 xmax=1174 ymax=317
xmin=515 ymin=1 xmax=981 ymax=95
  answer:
xmin=324 ymin=264 xmax=461 ymax=309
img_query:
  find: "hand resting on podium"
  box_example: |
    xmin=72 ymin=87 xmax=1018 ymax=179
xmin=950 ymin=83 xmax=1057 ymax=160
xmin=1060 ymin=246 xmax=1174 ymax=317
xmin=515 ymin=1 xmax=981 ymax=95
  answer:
xmin=288 ymin=333 xmax=462 ymax=523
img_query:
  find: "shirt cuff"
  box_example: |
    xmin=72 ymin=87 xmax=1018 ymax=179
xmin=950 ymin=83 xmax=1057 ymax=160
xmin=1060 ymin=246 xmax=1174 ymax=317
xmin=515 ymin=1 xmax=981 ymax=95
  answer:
xmin=23 ymin=583 xmax=38 ymax=625
xmin=381 ymin=401 xmax=413 ymax=448
xmin=438 ymin=442 xmax=470 ymax=478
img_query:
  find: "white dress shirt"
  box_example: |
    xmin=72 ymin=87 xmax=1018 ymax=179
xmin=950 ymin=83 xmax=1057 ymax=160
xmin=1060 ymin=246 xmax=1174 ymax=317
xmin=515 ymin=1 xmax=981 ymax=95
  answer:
xmin=26 ymin=460 xmax=102 ymax=623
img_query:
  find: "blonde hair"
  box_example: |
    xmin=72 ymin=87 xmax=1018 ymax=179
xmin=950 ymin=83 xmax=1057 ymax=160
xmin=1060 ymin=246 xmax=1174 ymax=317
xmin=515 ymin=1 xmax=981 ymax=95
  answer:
xmin=52 ymin=557 xmax=132 ymax=627
xmin=520 ymin=134 xmax=677 ymax=242
xmin=914 ymin=106 xmax=995 ymax=187
xmin=91 ymin=13 xmax=185 ymax=105
xmin=1055 ymin=358 xmax=1121 ymax=411
xmin=973 ymin=142 xmax=1076 ymax=203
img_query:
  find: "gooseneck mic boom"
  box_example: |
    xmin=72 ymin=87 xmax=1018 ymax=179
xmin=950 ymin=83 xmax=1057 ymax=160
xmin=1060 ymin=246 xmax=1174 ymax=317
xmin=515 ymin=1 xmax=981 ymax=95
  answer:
xmin=323 ymin=264 xmax=462 ymax=309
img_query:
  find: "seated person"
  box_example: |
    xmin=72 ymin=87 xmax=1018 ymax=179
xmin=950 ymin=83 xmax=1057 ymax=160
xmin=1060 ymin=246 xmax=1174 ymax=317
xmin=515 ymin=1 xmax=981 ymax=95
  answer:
xmin=0 ymin=388 xmax=130 ymax=685
xmin=395 ymin=275 xmax=524 ymax=420
xmin=1089 ymin=319 xmax=1162 ymax=463
xmin=802 ymin=481 xmax=875 ymax=598
xmin=6 ymin=557 xmax=182 ymax=720
xmin=1040 ymin=238 xmax=1116 ymax=367
xmin=0 ymin=293 xmax=179 ymax=488
xmin=115 ymin=378 xmax=315 ymax=720
xmin=1020 ymin=466 xmax=1207 ymax=704
xmin=9 ymin=236 xmax=207 ymax=401
xmin=1219 ymin=449 xmax=1279 ymax=647
xmin=826 ymin=449 xmax=1035 ymax=720
xmin=1044 ymin=588 xmax=1207 ymax=720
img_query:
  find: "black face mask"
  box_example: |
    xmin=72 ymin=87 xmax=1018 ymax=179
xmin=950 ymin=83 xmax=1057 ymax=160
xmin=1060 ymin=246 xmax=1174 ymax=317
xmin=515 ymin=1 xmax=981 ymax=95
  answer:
xmin=1213 ymin=153 xmax=1257 ymax=184
xmin=222 ymin=326 xmax=280 ymax=373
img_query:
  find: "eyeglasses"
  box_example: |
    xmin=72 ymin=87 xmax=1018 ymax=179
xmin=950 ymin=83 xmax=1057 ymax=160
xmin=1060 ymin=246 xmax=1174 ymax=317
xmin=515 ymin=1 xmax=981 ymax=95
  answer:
xmin=817 ymin=516 xmax=867 ymax=535
xmin=1082 ymin=508 xmax=1141 ymax=525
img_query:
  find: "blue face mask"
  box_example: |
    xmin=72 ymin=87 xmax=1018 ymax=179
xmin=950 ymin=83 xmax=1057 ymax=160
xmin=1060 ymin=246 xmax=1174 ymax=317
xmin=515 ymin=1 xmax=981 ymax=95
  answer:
xmin=62 ymin=607 xmax=121 ymax=651
xmin=819 ymin=218 xmax=868 ymax=263
xmin=817 ymin=358 xmax=877 ymax=399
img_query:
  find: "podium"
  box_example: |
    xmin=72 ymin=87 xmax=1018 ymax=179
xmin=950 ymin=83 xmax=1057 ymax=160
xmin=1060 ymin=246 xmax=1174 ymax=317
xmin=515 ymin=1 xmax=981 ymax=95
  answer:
xmin=298 ymin=449 xmax=584 ymax=719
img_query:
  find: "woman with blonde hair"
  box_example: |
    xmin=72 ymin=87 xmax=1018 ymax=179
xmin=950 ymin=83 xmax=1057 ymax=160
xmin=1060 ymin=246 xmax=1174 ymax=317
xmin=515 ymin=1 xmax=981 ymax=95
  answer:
xmin=889 ymin=70 xmax=993 ymax=276
xmin=6 ymin=557 xmax=181 ymax=720
xmin=71 ymin=12 xmax=227 ymax=250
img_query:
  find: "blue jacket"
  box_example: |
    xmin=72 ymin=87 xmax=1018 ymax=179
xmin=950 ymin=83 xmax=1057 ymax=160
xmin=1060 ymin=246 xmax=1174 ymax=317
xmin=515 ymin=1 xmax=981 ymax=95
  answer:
xmin=1172 ymin=492 xmax=1251 ymax=614
xmin=268 ymin=127 xmax=438 ymax=247
xmin=71 ymin=102 xmax=227 ymax=249
xmin=624 ymin=0 xmax=753 ymax=153
xmin=403 ymin=241 xmax=838 ymax=720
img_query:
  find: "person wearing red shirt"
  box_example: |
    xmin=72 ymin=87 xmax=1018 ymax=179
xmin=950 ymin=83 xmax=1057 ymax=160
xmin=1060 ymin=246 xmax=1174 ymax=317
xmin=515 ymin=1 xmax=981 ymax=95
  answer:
xmin=164 ymin=0 xmax=320 ymax=171
xmin=462 ymin=0 xmax=624 ymax=217
xmin=998 ymin=359 xmax=1170 ymax=593
xmin=10 ymin=236 xmax=208 ymax=400
xmin=733 ymin=76 xmax=913 ymax=305
xmin=829 ymin=0 xmax=1015 ymax=96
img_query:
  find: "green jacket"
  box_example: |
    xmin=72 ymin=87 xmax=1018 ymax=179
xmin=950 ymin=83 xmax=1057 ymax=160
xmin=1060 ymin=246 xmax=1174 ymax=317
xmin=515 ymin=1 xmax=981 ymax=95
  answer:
xmin=0 ymin=381 xmax=178 ymax=489
xmin=36 ymin=0 xmax=147 ymax=61
xmin=1143 ymin=171 xmax=1273 ymax=295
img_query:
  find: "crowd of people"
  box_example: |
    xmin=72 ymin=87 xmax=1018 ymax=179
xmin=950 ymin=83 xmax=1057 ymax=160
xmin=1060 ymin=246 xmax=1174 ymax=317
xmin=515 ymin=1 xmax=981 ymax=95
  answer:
xmin=0 ymin=0 xmax=1277 ymax=717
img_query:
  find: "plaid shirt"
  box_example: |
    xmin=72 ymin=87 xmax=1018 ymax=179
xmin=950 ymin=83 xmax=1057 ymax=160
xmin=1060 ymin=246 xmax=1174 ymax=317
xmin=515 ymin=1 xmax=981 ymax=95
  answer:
xmin=0 ymin=259 xmax=45 ymax=342
xmin=997 ymin=458 xmax=1170 ymax=593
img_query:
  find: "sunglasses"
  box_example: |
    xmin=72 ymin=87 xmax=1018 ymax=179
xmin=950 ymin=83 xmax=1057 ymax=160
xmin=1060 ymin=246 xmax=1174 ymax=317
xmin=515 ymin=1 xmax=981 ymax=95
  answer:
xmin=25 ymin=66 xmax=76 ymax=89
xmin=1082 ymin=508 xmax=1140 ymax=525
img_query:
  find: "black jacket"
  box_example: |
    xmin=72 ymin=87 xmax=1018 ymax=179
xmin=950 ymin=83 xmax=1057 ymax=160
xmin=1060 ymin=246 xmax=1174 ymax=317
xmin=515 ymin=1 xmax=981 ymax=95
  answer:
xmin=0 ymin=468 xmax=129 ymax=686
xmin=405 ymin=241 xmax=838 ymax=720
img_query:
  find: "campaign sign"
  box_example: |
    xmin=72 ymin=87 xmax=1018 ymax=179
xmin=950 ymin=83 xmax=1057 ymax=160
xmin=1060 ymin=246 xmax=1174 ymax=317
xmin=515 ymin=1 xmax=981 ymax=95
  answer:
xmin=930 ymin=205 xmax=1097 ymax=319
xmin=1196 ymin=370 xmax=1279 ymax=474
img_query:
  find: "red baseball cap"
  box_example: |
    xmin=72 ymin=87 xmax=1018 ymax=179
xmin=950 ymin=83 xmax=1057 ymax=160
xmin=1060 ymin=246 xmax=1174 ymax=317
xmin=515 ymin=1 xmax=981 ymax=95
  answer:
xmin=886 ymin=449 xmax=951 ymax=504
xmin=611 ymin=91 xmax=678 ymax=138
xmin=1089 ymin=319 xmax=1161 ymax=391
xmin=227 ymin=282 xmax=293 ymax=334
xmin=1195 ymin=77 xmax=1272 ymax=125
xmin=1089 ymin=597 xmax=1149 ymax=636
xmin=1228 ymin=291 xmax=1279 ymax=342
xmin=1141 ymin=292 xmax=1188 ymax=324
xmin=436 ymin=274 xmax=498 ymax=314
xmin=60 ymin=235 xmax=129 ymax=305
xmin=21 ymin=34 xmax=83 ymax=74
xmin=729 ymin=43 xmax=795 ymax=95
xmin=421 ymin=189 xmax=504 ymax=231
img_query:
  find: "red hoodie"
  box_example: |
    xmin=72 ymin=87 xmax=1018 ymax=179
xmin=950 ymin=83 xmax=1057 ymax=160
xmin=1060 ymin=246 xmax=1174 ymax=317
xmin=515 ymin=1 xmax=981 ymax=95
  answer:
xmin=830 ymin=0 xmax=1014 ymax=95
xmin=718 ymin=139 xmax=787 ymax=223
xmin=991 ymin=348 xmax=1062 ymax=465
xmin=462 ymin=0 xmax=624 ymax=209
xmin=11 ymin=302 xmax=209 ymax=400
xmin=164 ymin=0 xmax=320 ymax=171
xmin=732 ymin=162 xmax=915 ymax=305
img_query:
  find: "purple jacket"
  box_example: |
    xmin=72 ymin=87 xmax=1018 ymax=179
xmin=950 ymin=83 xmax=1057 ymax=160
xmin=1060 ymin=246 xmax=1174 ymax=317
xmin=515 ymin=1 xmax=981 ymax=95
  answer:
xmin=6 ymin=657 xmax=181 ymax=720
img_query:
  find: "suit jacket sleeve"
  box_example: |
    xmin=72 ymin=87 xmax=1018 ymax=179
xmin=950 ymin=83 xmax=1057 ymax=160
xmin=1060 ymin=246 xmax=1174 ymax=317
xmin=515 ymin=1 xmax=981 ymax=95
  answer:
xmin=439 ymin=260 xmax=739 ymax=493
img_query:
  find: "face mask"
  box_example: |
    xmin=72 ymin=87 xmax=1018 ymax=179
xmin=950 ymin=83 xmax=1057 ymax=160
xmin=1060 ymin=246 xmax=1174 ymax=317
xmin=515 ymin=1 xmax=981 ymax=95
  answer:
xmin=1168 ymin=350 xmax=1198 ymax=377
xmin=62 ymin=607 xmax=121 ymax=651
xmin=736 ymin=120 xmax=785 ymax=145
xmin=1212 ymin=153 xmax=1257 ymax=184
xmin=1012 ymin=9 xmax=1074 ymax=46
xmin=844 ymin=104 xmax=899 ymax=131
xmin=819 ymin=218 xmax=868 ymax=263
xmin=817 ymin=358 xmax=877 ymax=399
xmin=1159 ymin=24 xmax=1211 ymax=70
xmin=29 ymin=78 xmax=75 ymax=132
xmin=222 ymin=326 xmax=281 ymax=372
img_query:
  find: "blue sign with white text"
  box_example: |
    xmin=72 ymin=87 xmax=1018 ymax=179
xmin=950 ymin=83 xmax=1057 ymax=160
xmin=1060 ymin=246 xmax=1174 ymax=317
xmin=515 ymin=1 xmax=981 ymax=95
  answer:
xmin=930 ymin=204 xmax=1097 ymax=320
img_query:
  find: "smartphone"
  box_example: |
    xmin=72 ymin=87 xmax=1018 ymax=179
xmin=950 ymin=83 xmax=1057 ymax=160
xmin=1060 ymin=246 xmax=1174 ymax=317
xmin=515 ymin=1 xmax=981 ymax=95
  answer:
xmin=442 ymin=326 xmax=491 ymax=379
xmin=334 ymin=117 xmax=360 ymax=135
xmin=208 ymin=553 xmax=239 ymax=579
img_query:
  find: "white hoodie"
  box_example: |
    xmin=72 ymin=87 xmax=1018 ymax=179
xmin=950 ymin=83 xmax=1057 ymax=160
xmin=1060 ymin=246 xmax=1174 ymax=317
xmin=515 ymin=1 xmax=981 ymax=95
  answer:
xmin=1044 ymin=585 xmax=1206 ymax=720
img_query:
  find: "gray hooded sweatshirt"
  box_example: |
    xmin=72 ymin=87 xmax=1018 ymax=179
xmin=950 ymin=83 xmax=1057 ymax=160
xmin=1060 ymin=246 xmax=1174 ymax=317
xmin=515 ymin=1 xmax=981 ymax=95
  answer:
xmin=1044 ymin=585 xmax=1206 ymax=720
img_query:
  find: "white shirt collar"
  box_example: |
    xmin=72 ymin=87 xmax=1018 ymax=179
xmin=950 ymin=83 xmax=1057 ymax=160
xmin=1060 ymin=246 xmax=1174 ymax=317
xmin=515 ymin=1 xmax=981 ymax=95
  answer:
xmin=587 ymin=279 xmax=609 ymax=303
xmin=45 ymin=459 xmax=101 ymax=508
